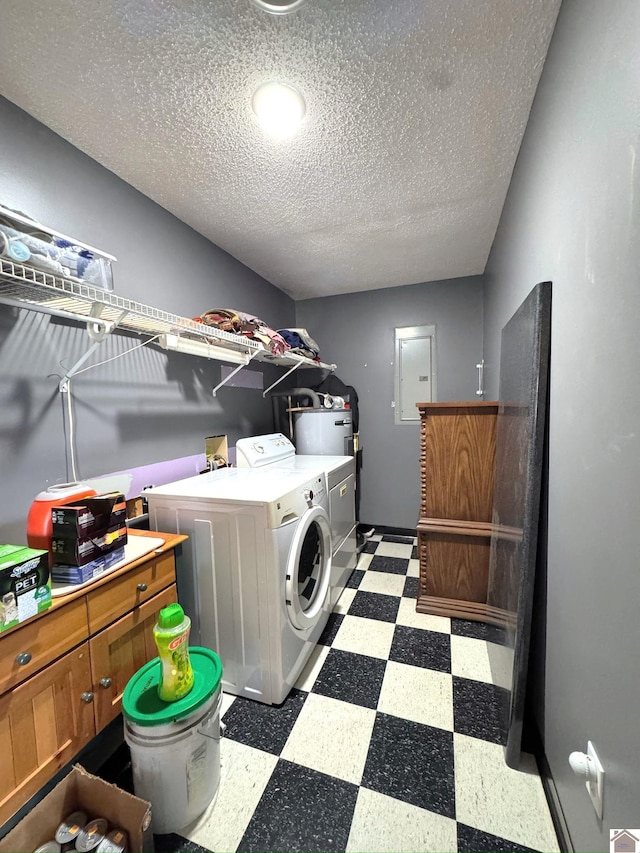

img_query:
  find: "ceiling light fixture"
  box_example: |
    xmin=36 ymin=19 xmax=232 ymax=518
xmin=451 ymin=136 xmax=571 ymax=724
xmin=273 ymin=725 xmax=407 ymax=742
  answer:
xmin=252 ymin=82 xmax=306 ymax=139
xmin=249 ymin=0 xmax=309 ymax=15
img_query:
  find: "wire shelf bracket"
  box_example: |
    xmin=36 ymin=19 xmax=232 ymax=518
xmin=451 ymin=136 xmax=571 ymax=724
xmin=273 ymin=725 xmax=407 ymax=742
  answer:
xmin=262 ymin=356 xmax=308 ymax=398
xmin=212 ymin=355 xmax=257 ymax=396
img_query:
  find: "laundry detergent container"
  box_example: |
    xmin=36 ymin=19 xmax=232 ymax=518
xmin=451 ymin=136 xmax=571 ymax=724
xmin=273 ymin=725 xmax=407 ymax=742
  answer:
xmin=122 ymin=647 xmax=223 ymax=834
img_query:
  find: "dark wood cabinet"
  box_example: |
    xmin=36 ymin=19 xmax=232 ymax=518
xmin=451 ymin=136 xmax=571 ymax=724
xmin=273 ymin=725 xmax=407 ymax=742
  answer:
xmin=416 ymin=402 xmax=498 ymax=622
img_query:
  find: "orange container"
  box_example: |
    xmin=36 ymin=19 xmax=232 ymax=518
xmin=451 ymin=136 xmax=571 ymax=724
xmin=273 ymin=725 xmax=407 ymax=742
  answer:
xmin=27 ymin=482 xmax=97 ymax=563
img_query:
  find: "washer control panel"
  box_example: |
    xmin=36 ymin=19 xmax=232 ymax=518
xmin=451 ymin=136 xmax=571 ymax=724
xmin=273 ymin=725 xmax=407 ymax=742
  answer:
xmin=236 ymin=433 xmax=296 ymax=468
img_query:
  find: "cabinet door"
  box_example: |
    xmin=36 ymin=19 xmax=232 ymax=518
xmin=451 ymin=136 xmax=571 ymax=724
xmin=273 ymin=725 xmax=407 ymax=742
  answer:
xmin=87 ymin=552 xmax=176 ymax=634
xmin=0 ymin=644 xmax=94 ymax=826
xmin=420 ymin=407 xmax=497 ymax=522
xmin=418 ymin=529 xmax=491 ymax=604
xmin=89 ymin=584 xmax=177 ymax=731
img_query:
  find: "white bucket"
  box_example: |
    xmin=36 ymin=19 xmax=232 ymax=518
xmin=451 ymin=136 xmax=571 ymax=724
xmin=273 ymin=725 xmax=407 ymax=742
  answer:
xmin=124 ymin=687 xmax=222 ymax=834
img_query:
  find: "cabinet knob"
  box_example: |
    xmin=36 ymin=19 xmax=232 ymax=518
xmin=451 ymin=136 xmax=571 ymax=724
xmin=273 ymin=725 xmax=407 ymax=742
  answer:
xmin=99 ymin=677 xmax=113 ymax=689
xmin=81 ymin=692 xmax=95 ymax=703
xmin=136 ymin=582 xmax=148 ymax=592
xmin=15 ymin=652 xmax=32 ymax=666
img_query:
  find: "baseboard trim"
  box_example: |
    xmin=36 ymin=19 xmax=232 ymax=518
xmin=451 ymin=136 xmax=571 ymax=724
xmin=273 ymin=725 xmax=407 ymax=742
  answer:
xmin=366 ymin=524 xmax=417 ymax=538
xmin=531 ymin=725 xmax=574 ymax=853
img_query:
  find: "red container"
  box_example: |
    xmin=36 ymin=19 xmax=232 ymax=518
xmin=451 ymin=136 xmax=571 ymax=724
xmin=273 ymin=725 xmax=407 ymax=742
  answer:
xmin=27 ymin=482 xmax=97 ymax=564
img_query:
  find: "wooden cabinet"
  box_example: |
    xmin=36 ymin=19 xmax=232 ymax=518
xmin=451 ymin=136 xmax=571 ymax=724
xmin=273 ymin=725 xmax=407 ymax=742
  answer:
xmin=0 ymin=529 xmax=185 ymax=826
xmin=416 ymin=402 xmax=498 ymax=622
xmin=89 ymin=583 xmax=177 ymax=730
xmin=0 ymin=644 xmax=95 ymax=818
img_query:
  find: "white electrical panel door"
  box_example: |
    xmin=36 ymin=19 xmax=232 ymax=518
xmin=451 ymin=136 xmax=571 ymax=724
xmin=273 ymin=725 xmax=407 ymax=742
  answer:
xmin=395 ymin=325 xmax=436 ymax=424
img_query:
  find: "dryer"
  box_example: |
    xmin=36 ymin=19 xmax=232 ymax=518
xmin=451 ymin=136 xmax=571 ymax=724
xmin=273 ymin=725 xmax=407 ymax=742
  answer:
xmin=146 ymin=466 xmax=332 ymax=705
xmin=236 ymin=433 xmax=357 ymax=606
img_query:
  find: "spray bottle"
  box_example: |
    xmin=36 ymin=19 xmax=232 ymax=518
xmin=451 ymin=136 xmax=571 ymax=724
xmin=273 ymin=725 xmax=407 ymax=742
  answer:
xmin=152 ymin=603 xmax=195 ymax=702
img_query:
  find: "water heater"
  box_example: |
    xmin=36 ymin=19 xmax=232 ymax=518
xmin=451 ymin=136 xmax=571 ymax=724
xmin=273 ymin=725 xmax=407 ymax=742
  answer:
xmin=294 ymin=409 xmax=353 ymax=456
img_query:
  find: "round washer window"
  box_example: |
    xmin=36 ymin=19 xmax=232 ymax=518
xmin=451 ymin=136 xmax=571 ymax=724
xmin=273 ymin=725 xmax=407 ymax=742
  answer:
xmin=296 ymin=520 xmax=324 ymax=611
xmin=285 ymin=506 xmax=331 ymax=630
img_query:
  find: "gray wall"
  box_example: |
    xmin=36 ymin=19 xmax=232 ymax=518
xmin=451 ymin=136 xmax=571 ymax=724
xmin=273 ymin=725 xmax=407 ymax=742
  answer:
xmin=296 ymin=277 xmax=484 ymax=529
xmin=0 ymin=96 xmax=293 ymax=545
xmin=483 ymin=2 xmax=640 ymax=849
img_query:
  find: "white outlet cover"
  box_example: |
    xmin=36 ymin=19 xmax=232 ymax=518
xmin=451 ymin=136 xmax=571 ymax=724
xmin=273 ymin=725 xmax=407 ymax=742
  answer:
xmin=586 ymin=741 xmax=605 ymax=819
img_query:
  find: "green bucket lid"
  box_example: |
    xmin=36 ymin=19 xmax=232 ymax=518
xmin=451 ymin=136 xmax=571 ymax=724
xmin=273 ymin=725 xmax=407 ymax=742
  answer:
xmin=122 ymin=646 xmax=223 ymax=726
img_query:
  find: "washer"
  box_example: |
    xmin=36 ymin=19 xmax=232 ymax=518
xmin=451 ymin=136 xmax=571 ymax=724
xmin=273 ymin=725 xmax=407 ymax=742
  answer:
xmin=236 ymin=433 xmax=357 ymax=606
xmin=146 ymin=465 xmax=332 ymax=705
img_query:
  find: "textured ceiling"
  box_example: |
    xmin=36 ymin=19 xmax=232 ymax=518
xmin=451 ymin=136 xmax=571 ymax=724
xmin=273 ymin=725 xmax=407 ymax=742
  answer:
xmin=0 ymin=0 xmax=560 ymax=300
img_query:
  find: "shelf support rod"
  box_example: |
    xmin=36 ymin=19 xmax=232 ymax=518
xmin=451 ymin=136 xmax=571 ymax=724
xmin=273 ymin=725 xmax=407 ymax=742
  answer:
xmin=59 ymin=306 xmax=128 ymax=392
xmin=211 ymin=352 xmax=258 ymax=397
xmin=59 ymin=340 xmax=104 ymax=392
xmin=262 ymin=356 xmax=305 ymax=398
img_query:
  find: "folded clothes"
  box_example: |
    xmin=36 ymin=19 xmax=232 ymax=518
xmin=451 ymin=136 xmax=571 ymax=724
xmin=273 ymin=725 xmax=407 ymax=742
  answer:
xmin=199 ymin=308 xmax=290 ymax=356
xmin=230 ymin=309 xmax=289 ymax=355
xmin=277 ymin=328 xmax=320 ymax=358
xmin=287 ymin=328 xmax=320 ymax=354
xmin=200 ymin=308 xmax=242 ymax=333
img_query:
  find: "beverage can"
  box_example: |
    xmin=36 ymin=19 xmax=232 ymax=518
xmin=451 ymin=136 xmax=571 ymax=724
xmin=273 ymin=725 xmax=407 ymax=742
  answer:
xmin=54 ymin=811 xmax=87 ymax=844
xmin=75 ymin=818 xmax=109 ymax=852
xmin=96 ymin=828 xmax=128 ymax=853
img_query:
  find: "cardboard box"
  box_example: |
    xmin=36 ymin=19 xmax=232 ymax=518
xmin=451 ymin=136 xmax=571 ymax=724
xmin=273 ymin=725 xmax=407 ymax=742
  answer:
xmin=51 ymin=525 xmax=128 ymax=567
xmin=126 ymin=496 xmax=144 ymax=520
xmin=0 ymin=545 xmax=51 ymax=633
xmin=51 ymin=492 xmax=126 ymax=539
xmin=51 ymin=546 xmax=126 ymax=585
xmin=0 ymin=765 xmax=152 ymax=853
xmin=205 ymin=434 xmax=229 ymax=469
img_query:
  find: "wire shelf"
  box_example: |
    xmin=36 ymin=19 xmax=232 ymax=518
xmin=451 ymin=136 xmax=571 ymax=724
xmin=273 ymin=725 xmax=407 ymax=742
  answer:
xmin=0 ymin=258 xmax=262 ymax=354
xmin=0 ymin=258 xmax=336 ymax=371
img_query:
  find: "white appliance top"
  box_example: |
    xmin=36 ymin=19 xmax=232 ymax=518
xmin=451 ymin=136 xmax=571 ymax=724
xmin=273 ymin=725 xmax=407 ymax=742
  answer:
xmin=236 ymin=433 xmax=296 ymax=468
xmin=145 ymin=466 xmax=322 ymax=505
xmin=236 ymin=433 xmax=353 ymax=478
xmin=272 ymin=454 xmax=354 ymax=479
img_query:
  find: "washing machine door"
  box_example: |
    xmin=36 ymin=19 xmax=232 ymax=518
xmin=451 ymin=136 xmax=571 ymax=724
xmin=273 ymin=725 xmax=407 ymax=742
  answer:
xmin=285 ymin=505 xmax=332 ymax=630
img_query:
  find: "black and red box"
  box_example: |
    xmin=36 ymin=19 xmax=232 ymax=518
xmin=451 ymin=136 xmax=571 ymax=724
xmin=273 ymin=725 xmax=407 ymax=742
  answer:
xmin=51 ymin=524 xmax=128 ymax=566
xmin=51 ymin=491 xmax=126 ymax=539
xmin=50 ymin=491 xmax=128 ymax=566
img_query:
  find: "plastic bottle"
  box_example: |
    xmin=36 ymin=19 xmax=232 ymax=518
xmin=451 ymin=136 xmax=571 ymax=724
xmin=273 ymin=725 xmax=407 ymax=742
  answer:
xmin=152 ymin=603 xmax=195 ymax=702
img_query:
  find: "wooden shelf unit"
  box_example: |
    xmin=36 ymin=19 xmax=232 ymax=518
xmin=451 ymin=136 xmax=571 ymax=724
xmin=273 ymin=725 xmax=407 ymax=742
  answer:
xmin=416 ymin=401 xmax=498 ymax=622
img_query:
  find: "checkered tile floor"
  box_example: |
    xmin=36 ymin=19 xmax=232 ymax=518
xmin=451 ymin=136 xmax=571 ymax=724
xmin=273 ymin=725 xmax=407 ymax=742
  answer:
xmin=154 ymin=533 xmax=559 ymax=853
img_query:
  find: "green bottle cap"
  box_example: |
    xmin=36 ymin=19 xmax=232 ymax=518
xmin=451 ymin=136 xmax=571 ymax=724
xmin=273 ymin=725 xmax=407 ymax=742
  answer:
xmin=157 ymin=602 xmax=185 ymax=629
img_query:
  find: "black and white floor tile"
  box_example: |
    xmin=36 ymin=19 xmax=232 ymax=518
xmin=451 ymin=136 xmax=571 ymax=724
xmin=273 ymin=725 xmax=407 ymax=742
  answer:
xmin=154 ymin=533 xmax=559 ymax=853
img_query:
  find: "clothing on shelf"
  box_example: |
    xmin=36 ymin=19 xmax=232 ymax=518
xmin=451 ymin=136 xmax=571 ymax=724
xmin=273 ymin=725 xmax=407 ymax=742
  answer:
xmin=198 ymin=308 xmax=290 ymax=356
xmin=277 ymin=328 xmax=320 ymax=359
